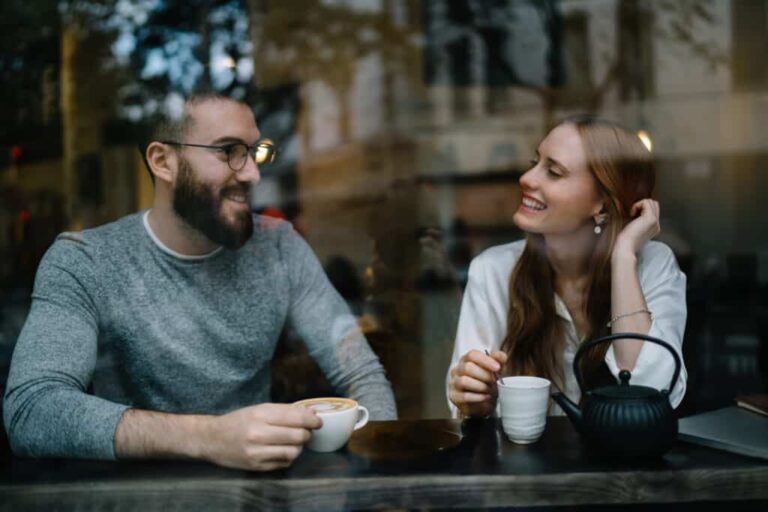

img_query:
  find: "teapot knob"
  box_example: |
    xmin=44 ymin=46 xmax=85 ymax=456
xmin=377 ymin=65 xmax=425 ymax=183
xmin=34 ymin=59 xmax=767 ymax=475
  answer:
xmin=619 ymin=370 xmax=632 ymax=386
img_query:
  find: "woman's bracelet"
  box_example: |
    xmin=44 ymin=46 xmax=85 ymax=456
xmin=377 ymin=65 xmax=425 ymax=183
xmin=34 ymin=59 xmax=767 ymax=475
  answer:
xmin=606 ymin=309 xmax=653 ymax=328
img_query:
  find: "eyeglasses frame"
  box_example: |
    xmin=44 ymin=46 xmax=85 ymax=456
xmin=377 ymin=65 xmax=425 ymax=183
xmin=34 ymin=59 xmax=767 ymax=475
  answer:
xmin=160 ymin=139 xmax=277 ymax=172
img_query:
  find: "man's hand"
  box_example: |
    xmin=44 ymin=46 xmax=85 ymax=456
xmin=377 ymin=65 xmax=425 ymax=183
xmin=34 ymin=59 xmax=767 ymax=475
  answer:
xmin=201 ymin=403 xmax=322 ymax=471
xmin=115 ymin=403 xmax=322 ymax=472
xmin=448 ymin=349 xmax=507 ymax=418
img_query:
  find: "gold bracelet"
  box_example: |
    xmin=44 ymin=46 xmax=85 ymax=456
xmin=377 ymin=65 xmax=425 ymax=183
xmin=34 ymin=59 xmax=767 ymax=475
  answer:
xmin=606 ymin=309 xmax=653 ymax=328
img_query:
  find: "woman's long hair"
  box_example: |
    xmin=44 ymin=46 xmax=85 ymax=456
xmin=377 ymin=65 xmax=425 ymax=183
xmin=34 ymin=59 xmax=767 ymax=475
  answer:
xmin=500 ymin=116 xmax=655 ymax=390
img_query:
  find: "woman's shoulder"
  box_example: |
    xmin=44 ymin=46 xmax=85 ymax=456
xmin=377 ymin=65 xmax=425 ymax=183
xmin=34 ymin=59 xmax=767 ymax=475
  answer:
xmin=638 ymin=241 xmax=685 ymax=282
xmin=471 ymin=239 xmax=527 ymax=271
xmin=638 ymin=240 xmax=676 ymax=262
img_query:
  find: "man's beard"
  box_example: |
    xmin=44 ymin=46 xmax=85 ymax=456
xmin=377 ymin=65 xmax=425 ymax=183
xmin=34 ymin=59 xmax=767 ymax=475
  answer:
xmin=172 ymin=157 xmax=254 ymax=250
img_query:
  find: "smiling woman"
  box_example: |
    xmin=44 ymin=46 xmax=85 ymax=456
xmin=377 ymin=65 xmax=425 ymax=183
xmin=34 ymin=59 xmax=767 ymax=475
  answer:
xmin=513 ymin=122 xmax=607 ymax=238
xmin=447 ymin=116 xmax=687 ymax=420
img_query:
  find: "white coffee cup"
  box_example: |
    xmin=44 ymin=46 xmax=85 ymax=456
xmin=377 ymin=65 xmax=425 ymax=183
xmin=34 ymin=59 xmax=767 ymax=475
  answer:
xmin=294 ymin=397 xmax=369 ymax=452
xmin=497 ymin=376 xmax=551 ymax=444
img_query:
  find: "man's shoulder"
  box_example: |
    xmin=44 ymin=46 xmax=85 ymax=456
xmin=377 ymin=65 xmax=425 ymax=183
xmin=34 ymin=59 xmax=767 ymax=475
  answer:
xmin=246 ymin=214 xmax=302 ymax=251
xmin=46 ymin=212 xmax=143 ymax=263
xmin=251 ymin=213 xmax=292 ymax=236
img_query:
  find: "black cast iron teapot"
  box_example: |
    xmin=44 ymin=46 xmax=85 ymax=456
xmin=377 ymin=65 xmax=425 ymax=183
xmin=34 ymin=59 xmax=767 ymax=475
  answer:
xmin=551 ymin=333 xmax=681 ymax=458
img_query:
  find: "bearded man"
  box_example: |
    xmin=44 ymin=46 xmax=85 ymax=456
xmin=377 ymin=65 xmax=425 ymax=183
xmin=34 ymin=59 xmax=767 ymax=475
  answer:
xmin=3 ymin=93 xmax=397 ymax=471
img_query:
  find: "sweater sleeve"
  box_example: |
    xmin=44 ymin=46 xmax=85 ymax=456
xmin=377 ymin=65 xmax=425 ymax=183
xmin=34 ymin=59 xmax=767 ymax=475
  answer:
xmin=604 ymin=243 xmax=688 ymax=408
xmin=3 ymin=236 xmax=129 ymax=459
xmin=279 ymin=227 xmax=397 ymax=420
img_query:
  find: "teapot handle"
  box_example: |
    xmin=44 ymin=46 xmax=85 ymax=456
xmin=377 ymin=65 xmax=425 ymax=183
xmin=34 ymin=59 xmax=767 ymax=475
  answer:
xmin=573 ymin=332 xmax=681 ymax=395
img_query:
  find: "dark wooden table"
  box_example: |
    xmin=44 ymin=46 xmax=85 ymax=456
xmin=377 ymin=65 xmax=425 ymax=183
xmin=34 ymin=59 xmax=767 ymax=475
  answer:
xmin=2 ymin=417 xmax=767 ymax=511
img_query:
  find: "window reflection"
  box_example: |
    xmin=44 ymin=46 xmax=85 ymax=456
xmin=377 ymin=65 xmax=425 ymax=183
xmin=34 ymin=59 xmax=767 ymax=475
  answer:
xmin=1 ymin=0 xmax=766 ymax=421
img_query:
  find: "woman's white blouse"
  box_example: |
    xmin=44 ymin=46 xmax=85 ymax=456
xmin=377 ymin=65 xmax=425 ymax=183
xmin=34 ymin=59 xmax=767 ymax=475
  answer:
xmin=447 ymin=240 xmax=688 ymax=417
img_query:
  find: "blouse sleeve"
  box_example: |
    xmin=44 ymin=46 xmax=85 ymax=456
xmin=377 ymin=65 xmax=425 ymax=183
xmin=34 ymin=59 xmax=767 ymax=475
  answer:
xmin=604 ymin=243 xmax=688 ymax=408
xmin=446 ymin=255 xmax=506 ymax=417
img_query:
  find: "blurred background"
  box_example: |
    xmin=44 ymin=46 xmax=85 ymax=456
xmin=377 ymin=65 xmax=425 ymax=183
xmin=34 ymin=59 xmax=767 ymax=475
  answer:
xmin=1 ymin=0 xmax=766 ymax=420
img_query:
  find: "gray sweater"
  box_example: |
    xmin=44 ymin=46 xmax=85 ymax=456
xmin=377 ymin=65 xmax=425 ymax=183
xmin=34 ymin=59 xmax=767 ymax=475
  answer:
xmin=4 ymin=211 xmax=396 ymax=459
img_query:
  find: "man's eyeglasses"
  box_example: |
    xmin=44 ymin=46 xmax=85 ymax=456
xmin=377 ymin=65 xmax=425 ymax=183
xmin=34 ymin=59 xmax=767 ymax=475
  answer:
xmin=161 ymin=139 xmax=277 ymax=172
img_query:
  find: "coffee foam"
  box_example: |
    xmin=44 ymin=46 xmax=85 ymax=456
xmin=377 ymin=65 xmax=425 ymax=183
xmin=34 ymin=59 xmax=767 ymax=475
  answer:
xmin=295 ymin=397 xmax=356 ymax=413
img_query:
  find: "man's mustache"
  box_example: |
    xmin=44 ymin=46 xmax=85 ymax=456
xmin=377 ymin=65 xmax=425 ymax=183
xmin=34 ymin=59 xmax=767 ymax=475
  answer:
xmin=220 ymin=184 xmax=251 ymax=197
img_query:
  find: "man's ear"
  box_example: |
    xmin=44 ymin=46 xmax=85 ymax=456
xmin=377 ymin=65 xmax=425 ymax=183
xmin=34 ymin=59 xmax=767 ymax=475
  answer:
xmin=145 ymin=142 xmax=176 ymax=184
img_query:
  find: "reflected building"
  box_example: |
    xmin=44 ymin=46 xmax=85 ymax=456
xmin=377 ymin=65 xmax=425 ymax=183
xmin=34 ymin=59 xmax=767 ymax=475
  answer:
xmin=1 ymin=0 xmax=767 ymax=417
xmin=276 ymin=0 xmax=768 ymax=416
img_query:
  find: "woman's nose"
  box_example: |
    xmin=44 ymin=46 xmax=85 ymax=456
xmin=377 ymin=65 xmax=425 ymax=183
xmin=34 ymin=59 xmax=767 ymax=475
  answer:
xmin=519 ymin=166 xmax=537 ymax=189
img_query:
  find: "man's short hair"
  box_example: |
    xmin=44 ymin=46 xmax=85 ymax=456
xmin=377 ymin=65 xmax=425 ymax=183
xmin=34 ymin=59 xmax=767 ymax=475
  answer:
xmin=138 ymin=91 xmax=247 ymax=183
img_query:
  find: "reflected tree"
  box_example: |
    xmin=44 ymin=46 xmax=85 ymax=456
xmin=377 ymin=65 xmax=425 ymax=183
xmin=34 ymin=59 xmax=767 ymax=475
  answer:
xmin=423 ymin=0 xmax=728 ymax=125
xmin=0 ymin=0 xmax=62 ymax=166
xmin=58 ymin=1 xmax=121 ymax=224
xmin=121 ymin=0 xmax=257 ymax=119
xmin=249 ymin=0 xmax=418 ymax=140
xmin=588 ymin=0 xmax=728 ymax=111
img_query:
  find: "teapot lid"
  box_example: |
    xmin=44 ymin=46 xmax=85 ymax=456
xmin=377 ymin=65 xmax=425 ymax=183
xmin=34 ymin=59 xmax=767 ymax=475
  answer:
xmin=591 ymin=370 xmax=665 ymax=400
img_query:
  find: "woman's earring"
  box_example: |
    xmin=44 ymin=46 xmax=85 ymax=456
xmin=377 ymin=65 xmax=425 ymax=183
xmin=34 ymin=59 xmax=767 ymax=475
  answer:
xmin=594 ymin=214 xmax=606 ymax=235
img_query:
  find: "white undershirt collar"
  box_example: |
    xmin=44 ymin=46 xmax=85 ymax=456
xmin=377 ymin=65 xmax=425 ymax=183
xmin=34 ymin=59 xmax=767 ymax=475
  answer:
xmin=142 ymin=210 xmax=223 ymax=261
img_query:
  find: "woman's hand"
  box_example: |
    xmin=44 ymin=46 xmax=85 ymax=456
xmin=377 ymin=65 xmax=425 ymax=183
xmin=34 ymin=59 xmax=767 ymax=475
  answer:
xmin=614 ymin=199 xmax=660 ymax=258
xmin=448 ymin=349 xmax=507 ymax=418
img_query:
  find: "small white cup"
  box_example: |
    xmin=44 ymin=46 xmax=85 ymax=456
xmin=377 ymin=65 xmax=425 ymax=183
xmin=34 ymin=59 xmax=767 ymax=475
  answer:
xmin=294 ymin=397 xmax=369 ymax=452
xmin=498 ymin=376 xmax=551 ymax=444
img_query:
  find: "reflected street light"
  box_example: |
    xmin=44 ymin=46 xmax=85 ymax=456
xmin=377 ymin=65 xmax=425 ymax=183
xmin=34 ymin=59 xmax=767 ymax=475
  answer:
xmin=637 ymin=130 xmax=653 ymax=152
xmin=216 ymin=55 xmax=237 ymax=70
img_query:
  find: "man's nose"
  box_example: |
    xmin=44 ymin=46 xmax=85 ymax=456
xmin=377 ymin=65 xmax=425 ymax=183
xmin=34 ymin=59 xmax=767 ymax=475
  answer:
xmin=235 ymin=154 xmax=261 ymax=183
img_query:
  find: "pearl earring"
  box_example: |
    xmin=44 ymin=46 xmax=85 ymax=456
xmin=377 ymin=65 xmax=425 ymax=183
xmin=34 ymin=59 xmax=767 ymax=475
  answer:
xmin=594 ymin=213 xmax=607 ymax=235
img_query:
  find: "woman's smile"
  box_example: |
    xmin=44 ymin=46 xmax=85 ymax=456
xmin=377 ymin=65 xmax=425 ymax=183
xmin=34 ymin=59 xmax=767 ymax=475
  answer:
xmin=520 ymin=194 xmax=547 ymax=212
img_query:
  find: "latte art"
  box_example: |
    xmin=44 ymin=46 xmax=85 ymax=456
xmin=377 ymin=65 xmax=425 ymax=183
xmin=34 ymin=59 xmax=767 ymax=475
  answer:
xmin=293 ymin=396 xmax=369 ymax=452
xmin=307 ymin=402 xmax=349 ymax=412
xmin=295 ymin=397 xmax=356 ymax=413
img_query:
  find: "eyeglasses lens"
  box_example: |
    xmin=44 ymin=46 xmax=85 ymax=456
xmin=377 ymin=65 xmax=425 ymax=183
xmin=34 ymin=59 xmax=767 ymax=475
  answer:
xmin=228 ymin=141 xmax=276 ymax=171
xmin=228 ymin=144 xmax=248 ymax=170
xmin=254 ymin=143 xmax=275 ymax=165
